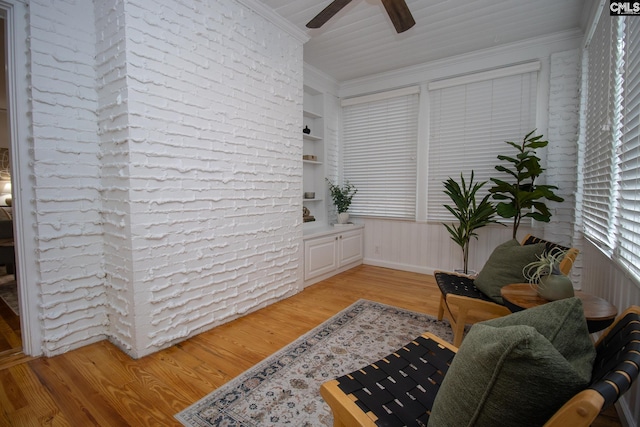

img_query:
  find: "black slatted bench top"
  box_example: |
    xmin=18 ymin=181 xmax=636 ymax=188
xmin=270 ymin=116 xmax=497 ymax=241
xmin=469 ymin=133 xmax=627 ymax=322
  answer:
xmin=434 ymin=271 xmax=494 ymax=302
xmin=334 ymin=334 xmax=456 ymax=427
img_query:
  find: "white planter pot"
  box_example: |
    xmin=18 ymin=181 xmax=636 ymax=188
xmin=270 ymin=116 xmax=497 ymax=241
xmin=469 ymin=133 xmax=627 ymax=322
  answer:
xmin=337 ymin=212 xmax=349 ymax=224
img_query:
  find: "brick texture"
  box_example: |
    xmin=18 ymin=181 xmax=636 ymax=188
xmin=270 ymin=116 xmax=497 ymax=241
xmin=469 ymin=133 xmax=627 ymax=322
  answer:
xmin=30 ymin=0 xmax=107 ymax=355
xmin=545 ymin=49 xmax=580 ymax=268
xmin=28 ymin=0 xmax=305 ymax=357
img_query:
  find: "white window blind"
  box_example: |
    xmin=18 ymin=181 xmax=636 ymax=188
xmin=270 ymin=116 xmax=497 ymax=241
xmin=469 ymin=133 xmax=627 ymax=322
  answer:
xmin=616 ymin=16 xmax=640 ymax=279
xmin=427 ymin=69 xmax=538 ymax=221
xmin=583 ymin=15 xmax=619 ymax=249
xmin=581 ymin=13 xmax=640 ymax=282
xmin=342 ymin=88 xmax=420 ymax=219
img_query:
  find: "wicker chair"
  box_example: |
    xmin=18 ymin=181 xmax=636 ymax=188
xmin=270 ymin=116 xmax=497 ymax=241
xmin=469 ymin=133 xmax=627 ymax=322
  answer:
xmin=435 ymin=234 xmax=579 ymax=346
xmin=320 ymin=305 xmax=640 ymax=427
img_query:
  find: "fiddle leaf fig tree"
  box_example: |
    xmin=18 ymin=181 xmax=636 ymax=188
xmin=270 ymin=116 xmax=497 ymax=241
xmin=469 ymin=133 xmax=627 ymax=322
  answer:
xmin=443 ymin=171 xmax=499 ymax=274
xmin=488 ymin=130 xmax=564 ymax=239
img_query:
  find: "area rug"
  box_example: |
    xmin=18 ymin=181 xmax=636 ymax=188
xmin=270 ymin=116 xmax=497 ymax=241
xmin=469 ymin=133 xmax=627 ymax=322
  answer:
xmin=0 ymin=274 xmax=18 ymax=316
xmin=175 ymin=299 xmax=456 ymax=427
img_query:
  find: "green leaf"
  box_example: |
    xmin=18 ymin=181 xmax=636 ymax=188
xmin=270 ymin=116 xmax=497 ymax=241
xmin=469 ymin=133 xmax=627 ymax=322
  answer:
xmin=527 ymin=140 xmax=549 ymax=149
xmin=525 ymin=211 xmax=551 ymax=222
xmin=496 ymin=202 xmax=517 ymax=218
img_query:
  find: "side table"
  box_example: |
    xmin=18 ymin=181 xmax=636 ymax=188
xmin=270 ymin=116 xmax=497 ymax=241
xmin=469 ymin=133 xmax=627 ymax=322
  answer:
xmin=501 ymin=283 xmax=618 ymax=333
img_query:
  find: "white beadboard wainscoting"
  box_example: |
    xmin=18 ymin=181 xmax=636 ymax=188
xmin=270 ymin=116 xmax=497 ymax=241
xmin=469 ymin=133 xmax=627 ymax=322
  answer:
xmin=360 ymin=218 xmax=534 ymax=275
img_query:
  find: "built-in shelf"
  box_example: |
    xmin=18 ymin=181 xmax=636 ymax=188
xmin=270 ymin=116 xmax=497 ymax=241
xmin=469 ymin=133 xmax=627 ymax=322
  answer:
xmin=303 ymin=84 xmax=326 ymax=227
xmin=303 ymin=110 xmax=322 ymax=119
xmin=303 ymin=133 xmax=322 ymax=141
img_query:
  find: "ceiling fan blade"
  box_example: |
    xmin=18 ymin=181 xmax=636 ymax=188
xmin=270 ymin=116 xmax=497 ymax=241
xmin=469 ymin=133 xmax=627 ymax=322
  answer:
xmin=306 ymin=0 xmax=353 ymax=29
xmin=380 ymin=0 xmax=416 ymax=33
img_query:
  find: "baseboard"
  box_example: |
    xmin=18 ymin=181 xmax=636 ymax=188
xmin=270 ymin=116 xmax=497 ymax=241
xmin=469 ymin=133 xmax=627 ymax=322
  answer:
xmin=363 ymin=258 xmax=437 ymax=275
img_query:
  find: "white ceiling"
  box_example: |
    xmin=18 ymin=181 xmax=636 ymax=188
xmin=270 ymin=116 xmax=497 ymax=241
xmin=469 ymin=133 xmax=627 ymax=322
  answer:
xmin=259 ymin=0 xmax=594 ymax=82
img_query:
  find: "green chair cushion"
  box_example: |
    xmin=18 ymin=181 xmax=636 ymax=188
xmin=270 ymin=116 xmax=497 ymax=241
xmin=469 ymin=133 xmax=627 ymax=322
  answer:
xmin=429 ymin=297 xmax=595 ymax=427
xmin=474 ymin=239 xmax=546 ymax=304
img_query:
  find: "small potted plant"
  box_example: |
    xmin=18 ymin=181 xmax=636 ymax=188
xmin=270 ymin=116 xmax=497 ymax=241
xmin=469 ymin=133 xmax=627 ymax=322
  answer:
xmin=442 ymin=171 xmax=499 ymax=275
xmin=523 ymin=247 xmax=574 ymax=301
xmin=326 ymin=178 xmax=357 ymax=224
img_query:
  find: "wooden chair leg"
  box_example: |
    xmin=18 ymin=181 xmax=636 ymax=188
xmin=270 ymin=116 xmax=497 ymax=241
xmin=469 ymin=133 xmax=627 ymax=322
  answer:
xmin=452 ymin=306 xmax=468 ymax=347
xmin=437 ymin=294 xmax=445 ymax=321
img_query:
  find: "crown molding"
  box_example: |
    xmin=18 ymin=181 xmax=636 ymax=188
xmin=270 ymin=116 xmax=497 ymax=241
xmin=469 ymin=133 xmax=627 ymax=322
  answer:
xmin=339 ymin=28 xmax=583 ymax=98
xmin=304 ymin=62 xmax=339 ymax=95
xmin=236 ymin=0 xmax=309 ymax=44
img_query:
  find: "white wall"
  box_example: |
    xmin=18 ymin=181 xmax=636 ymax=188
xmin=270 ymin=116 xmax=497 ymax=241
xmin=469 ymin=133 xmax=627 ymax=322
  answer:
xmin=363 ymin=221 xmax=530 ymax=274
xmin=123 ymin=0 xmax=305 ymax=357
xmin=29 ymin=0 xmax=107 ymax=355
xmin=95 ymin=0 xmax=132 ymax=357
xmin=23 ymin=0 xmax=307 ymax=357
xmin=545 ymin=49 xmax=581 ymax=247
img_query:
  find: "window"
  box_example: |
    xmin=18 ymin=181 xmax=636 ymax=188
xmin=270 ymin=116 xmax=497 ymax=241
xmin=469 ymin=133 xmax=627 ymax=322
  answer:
xmin=341 ymin=65 xmax=539 ymax=221
xmin=582 ymin=14 xmax=619 ymax=249
xmin=616 ymin=16 xmax=640 ymax=279
xmin=427 ymin=63 xmax=540 ymax=221
xmin=342 ymin=87 xmax=420 ymax=219
xmin=582 ymin=14 xmax=640 ymax=281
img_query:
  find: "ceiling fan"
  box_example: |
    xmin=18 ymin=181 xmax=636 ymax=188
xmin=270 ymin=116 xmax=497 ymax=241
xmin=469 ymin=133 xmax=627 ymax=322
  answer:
xmin=306 ymin=0 xmax=416 ymax=33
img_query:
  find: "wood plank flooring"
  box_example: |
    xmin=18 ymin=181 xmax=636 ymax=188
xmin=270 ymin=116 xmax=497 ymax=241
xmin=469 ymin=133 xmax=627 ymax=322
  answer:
xmin=0 ymin=282 xmax=21 ymax=356
xmin=0 ymin=265 xmax=623 ymax=426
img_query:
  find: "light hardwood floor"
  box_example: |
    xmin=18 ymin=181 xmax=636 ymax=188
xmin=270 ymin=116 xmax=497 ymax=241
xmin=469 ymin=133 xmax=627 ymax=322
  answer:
xmin=0 ymin=277 xmax=22 ymax=367
xmin=0 ymin=265 xmax=622 ymax=426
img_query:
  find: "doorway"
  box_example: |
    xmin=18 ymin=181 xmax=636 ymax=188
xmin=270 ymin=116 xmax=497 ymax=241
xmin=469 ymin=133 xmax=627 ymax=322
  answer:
xmin=0 ymin=15 xmax=20 ymax=361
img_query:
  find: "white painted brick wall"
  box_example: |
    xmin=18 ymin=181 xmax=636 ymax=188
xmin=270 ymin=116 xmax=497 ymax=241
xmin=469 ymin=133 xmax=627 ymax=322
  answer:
xmin=29 ymin=0 xmax=107 ymax=356
xmin=26 ymin=0 xmax=305 ymax=357
xmin=545 ymin=49 xmax=581 ymax=272
xmin=122 ymin=0 xmax=304 ymax=356
xmin=95 ymin=0 xmax=136 ymax=355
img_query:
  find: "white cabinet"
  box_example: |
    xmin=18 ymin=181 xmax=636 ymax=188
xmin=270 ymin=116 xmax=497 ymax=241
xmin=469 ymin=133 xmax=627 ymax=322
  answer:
xmin=339 ymin=229 xmax=364 ymax=265
xmin=304 ymin=226 xmax=364 ymax=286
xmin=304 ymin=234 xmax=339 ymax=280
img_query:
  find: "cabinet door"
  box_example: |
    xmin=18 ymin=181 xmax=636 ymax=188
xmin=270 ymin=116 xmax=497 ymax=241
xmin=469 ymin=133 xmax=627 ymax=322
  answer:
xmin=339 ymin=229 xmax=363 ymax=266
xmin=304 ymin=235 xmax=338 ymax=280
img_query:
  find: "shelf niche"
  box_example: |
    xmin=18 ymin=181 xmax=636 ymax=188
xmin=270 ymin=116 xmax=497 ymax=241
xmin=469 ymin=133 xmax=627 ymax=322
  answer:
xmin=303 ymin=84 xmax=326 ymax=228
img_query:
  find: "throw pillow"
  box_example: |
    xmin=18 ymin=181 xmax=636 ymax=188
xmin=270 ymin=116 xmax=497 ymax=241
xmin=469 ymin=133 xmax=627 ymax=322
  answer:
xmin=429 ymin=297 xmax=595 ymax=427
xmin=474 ymin=239 xmax=546 ymax=303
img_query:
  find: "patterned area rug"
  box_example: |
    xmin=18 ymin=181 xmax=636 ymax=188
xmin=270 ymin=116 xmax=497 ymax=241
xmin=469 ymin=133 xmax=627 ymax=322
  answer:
xmin=175 ymin=299 xmax=456 ymax=427
xmin=0 ymin=274 xmax=18 ymax=316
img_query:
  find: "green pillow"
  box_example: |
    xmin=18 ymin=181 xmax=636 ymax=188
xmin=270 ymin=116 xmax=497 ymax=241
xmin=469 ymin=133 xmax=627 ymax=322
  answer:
xmin=474 ymin=239 xmax=546 ymax=304
xmin=429 ymin=298 xmax=595 ymax=427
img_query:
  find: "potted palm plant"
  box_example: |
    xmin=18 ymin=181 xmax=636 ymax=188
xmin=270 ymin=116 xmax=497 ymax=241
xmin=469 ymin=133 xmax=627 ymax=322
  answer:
xmin=489 ymin=130 xmax=564 ymax=239
xmin=326 ymin=178 xmax=357 ymax=224
xmin=443 ymin=171 xmax=499 ymax=274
